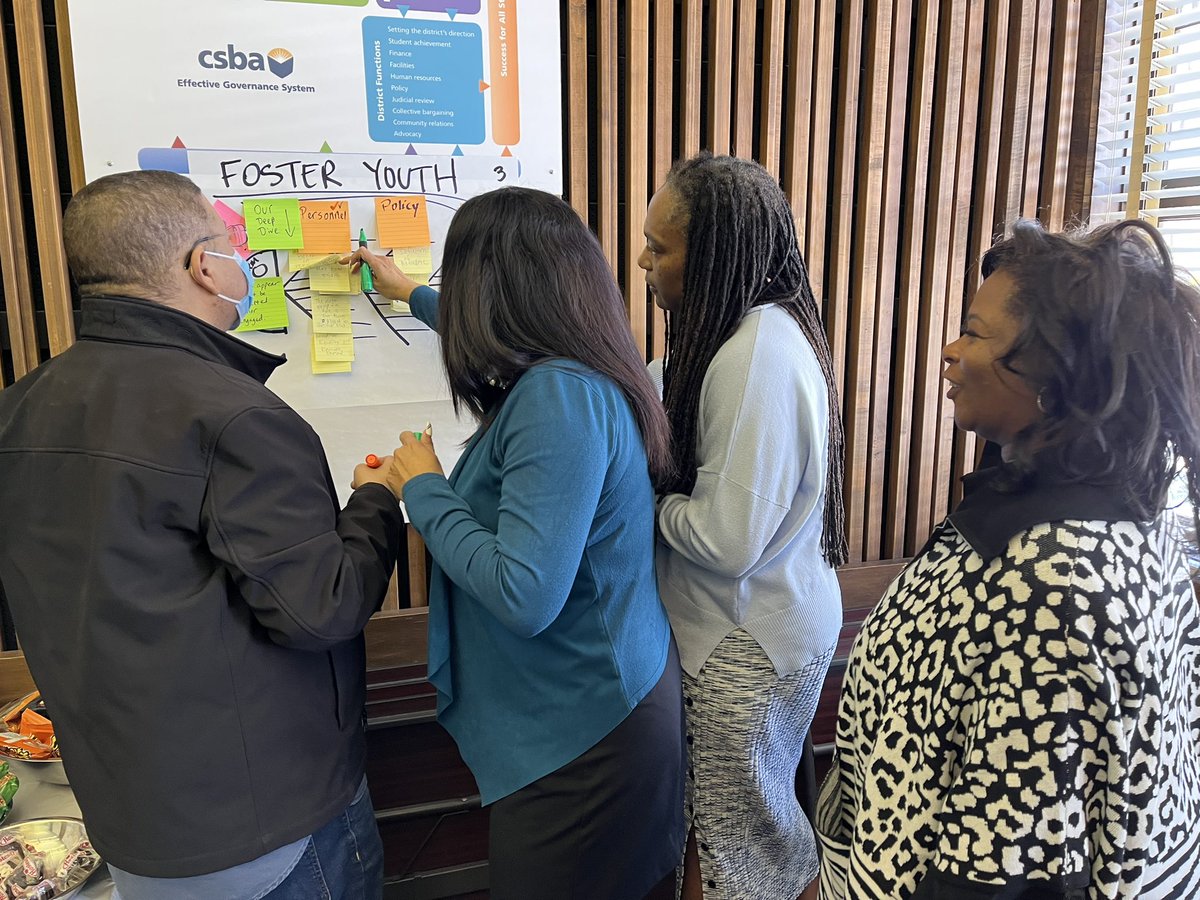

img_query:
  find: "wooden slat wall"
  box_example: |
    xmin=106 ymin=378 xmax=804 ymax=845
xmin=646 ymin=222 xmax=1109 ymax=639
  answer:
xmin=561 ymin=0 xmax=1105 ymax=560
xmin=1 ymin=1 xmax=1109 ymax=563
xmin=12 ymin=2 xmax=73 ymax=357
xmin=0 ymin=9 xmax=37 ymax=389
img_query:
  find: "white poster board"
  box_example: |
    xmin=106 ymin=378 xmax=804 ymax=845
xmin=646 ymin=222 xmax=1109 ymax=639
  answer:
xmin=65 ymin=0 xmax=562 ymax=500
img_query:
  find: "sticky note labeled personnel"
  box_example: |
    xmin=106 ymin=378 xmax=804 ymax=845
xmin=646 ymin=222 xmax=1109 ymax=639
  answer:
xmin=243 ymin=198 xmax=305 ymax=250
xmin=376 ymin=196 xmax=430 ymax=248
xmin=297 ymin=201 xmax=351 ymax=254
xmin=309 ymin=258 xmax=353 ymax=293
xmin=235 ymin=277 xmax=289 ymax=333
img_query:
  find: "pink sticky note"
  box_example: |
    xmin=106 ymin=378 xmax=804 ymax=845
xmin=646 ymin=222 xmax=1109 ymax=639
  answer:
xmin=213 ymin=200 xmax=252 ymax=260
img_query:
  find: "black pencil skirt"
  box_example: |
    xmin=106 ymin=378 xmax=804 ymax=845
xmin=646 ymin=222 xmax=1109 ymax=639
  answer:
xmin=487 ymin=639 xmax=686 ymax=900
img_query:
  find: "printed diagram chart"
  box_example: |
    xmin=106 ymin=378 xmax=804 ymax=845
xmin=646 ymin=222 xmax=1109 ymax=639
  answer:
xmin=64 ymin=0 xmax=561 ymax=494
xmin=133 ymin=145 xmax=519 ymax=354
xmin=363 ymin=1 xmax=519 ymax=148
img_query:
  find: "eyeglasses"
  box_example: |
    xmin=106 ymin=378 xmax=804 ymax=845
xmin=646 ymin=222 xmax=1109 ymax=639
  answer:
xmin=183 ymin=224 xmax=247 ymax=270
xmin=225 ymin=223 xmax=248 ymax=250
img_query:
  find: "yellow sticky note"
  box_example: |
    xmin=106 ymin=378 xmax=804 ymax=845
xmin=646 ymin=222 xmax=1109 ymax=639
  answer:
xmin=298 ymin=201 xmax=351 ymax=254
xmin=243 ymin=198 xmax=304 ymax=250
xmin=235 ymin=277 xmax=289 ymax=332
xmin=312 ymin=294 xmax=352 ymax=334
xmin=312 ymin=358 xmax=352 ymax=374
xmin=392 ymin=246 xmax=433 ymax=274
xmin=310 ymin=332 xmax=352 ymax=374
xmin=309 ymin=259 xmax=353 ymax=293
xmin=313 ymin=330 xmax=356 ymax=362
xmin=288 ymin=251 xmax=339 ymax=272
xmin=376 ymin=196 xmax=430 ymax=248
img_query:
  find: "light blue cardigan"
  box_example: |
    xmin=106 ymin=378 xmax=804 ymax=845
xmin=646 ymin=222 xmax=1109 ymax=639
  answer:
xmin=403 ymin=286 xmax=672 ymax=804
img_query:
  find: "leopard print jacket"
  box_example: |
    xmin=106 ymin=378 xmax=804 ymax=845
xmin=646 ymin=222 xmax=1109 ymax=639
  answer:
xmin=817 ymin=516 xmax=1200 ymax=900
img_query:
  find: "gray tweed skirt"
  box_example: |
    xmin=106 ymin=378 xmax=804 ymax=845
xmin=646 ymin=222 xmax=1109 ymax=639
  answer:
xmin=682 ymin=629 xmax=833 ymax=900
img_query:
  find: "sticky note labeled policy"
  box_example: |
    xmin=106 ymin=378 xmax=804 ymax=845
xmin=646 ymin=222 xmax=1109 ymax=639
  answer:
xmin=309 ymin=259 xmax=353 ymax=293
xmin=235 ymin=277 xmax=289 ymax=332
xmin=311 ymin=294 xmax=353 ymax=334
xmin=244 ymin=198 xmax=304 ymax=250
xmin=376 ymin=196 xmax=430 ymax=248
xmin=298 ymin=201 xmax=351 ymax=254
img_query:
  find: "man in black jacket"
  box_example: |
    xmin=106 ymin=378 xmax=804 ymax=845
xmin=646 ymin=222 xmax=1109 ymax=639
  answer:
xmin=0 ymin=170 xmax=405 ymax=899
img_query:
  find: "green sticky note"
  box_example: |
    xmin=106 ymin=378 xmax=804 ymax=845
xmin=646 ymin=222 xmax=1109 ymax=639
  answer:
xmin=236 ymin=277 xmax=290 ymax=332
xmin=244 ymin=198 xmax=305 ymax=250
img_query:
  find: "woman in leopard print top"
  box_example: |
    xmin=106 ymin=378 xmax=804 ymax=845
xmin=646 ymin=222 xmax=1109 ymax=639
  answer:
xmin=817 ymin=219 xmax=1200 ymax=900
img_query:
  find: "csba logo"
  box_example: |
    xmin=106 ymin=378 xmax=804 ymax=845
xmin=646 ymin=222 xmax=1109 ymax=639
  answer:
xmin=198 ymin=45 xmax=294 ymax=78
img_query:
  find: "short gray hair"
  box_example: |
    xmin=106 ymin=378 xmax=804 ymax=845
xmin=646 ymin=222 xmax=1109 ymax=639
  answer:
xmin=63 ymin=170 xmax=212 ymax=295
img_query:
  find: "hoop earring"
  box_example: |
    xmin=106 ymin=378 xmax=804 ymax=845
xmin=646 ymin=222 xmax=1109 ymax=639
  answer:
xmin=1037 ymin=388 xmax=1049 ymax=414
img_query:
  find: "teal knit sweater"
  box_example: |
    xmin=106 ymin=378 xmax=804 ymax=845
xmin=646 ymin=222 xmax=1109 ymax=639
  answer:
xmin=404 ymin=286 xmax=672 ymax=804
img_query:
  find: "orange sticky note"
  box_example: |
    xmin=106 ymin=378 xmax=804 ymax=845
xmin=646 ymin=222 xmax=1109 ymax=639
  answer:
xmin=298 ymin=201 xmax=352 ymax=254
xmin=376 ymin=196 xmax=431 ymax=249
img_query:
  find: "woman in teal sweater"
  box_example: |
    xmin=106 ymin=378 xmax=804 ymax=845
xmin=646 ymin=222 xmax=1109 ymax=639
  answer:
xmin=349 ymin=188 xmax=685 ymax=899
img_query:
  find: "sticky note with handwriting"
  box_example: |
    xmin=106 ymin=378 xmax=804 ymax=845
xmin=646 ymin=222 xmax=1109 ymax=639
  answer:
xmin=298 ymin=201 xmax=351 ymax=254
xmin=309 ymin=259 xmax=353 ymax=293
xmin=244 ymin=198 xmax=304 ymax=250
xmin=392 ymin=246 xmax=433 ymax=278
xmin=311 ymin=328 xmax=352 ymax=374
xmin=287 ymin=251 xmax=339 ymax=272
xmin=235 ymin=277 xmax=289 ymax=332
xmin=376 ymin=196 xmax=430 ymax=248
xmin=312 ymin=294 xmax=353 ymax=334
xmin=312 ymin=330 xmax=356 ymax=362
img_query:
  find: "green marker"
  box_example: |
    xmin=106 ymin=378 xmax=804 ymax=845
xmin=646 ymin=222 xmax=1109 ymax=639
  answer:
xmin=358 ymin=228 xmax=374 ymax=293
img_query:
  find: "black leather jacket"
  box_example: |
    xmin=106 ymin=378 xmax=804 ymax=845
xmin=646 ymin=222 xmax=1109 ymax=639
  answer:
xmin=0 ymin=296 xmax=403 ymax=876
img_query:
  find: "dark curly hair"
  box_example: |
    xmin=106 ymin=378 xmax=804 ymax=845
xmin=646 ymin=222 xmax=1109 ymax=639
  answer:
xmin=659 ymin=153 xmax=847 ymax=567
xmin=982 ymin=218 xmax=1200 ymax=525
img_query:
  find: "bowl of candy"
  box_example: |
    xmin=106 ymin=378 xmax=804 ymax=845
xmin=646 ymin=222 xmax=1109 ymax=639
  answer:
xmin=0 ymin=696 xmax=67 ymax=788
xmin=0 ymin=817 xmax=100 ymax=899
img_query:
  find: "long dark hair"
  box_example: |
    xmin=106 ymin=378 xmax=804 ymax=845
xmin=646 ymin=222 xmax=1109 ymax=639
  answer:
xmin=660 ymin=153 xmax=847 ymax=567
xmin=437 ymin=187 xmax=672 ymax=486
xmin=983 ymin=218 xmax=1200 ymax=524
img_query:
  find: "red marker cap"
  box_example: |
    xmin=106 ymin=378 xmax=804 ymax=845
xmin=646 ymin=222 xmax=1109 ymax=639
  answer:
xmin=365 ymin=454 xmax=381 ymax=468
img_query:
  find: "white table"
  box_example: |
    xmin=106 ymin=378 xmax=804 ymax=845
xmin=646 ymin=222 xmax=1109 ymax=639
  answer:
xmin=6 ymin=777 xmax=114 ymax=899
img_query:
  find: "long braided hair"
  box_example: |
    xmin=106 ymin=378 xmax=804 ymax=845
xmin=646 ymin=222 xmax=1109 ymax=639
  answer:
xmin=660 ymin=153 xmax=848 ymax=567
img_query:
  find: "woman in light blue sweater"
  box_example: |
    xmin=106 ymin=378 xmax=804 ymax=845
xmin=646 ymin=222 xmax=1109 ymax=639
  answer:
xmin=350 ymin=188 xmax=684 ymax=899
xmin=639 ymin=154 xmax=847 ymax=900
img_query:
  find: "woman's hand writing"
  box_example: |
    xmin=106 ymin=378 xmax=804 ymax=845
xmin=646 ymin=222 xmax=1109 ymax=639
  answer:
xmin=342 ymin=247 xmax=423 ymax=303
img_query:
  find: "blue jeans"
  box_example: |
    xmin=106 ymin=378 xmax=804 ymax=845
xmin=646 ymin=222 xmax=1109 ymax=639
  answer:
xmin=263 ymin=777 xmax=384 ymax=900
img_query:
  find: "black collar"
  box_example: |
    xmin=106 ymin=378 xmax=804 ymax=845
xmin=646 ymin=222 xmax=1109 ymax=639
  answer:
xmin=78 ymin=295 xmax=285 ymax=384
xmin=949 ymin=454 xmax=1140 ymax=559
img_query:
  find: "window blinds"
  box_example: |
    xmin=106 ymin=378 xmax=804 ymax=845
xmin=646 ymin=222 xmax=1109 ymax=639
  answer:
xmin=1093 ymin=0 xmax=1200 ymax=271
